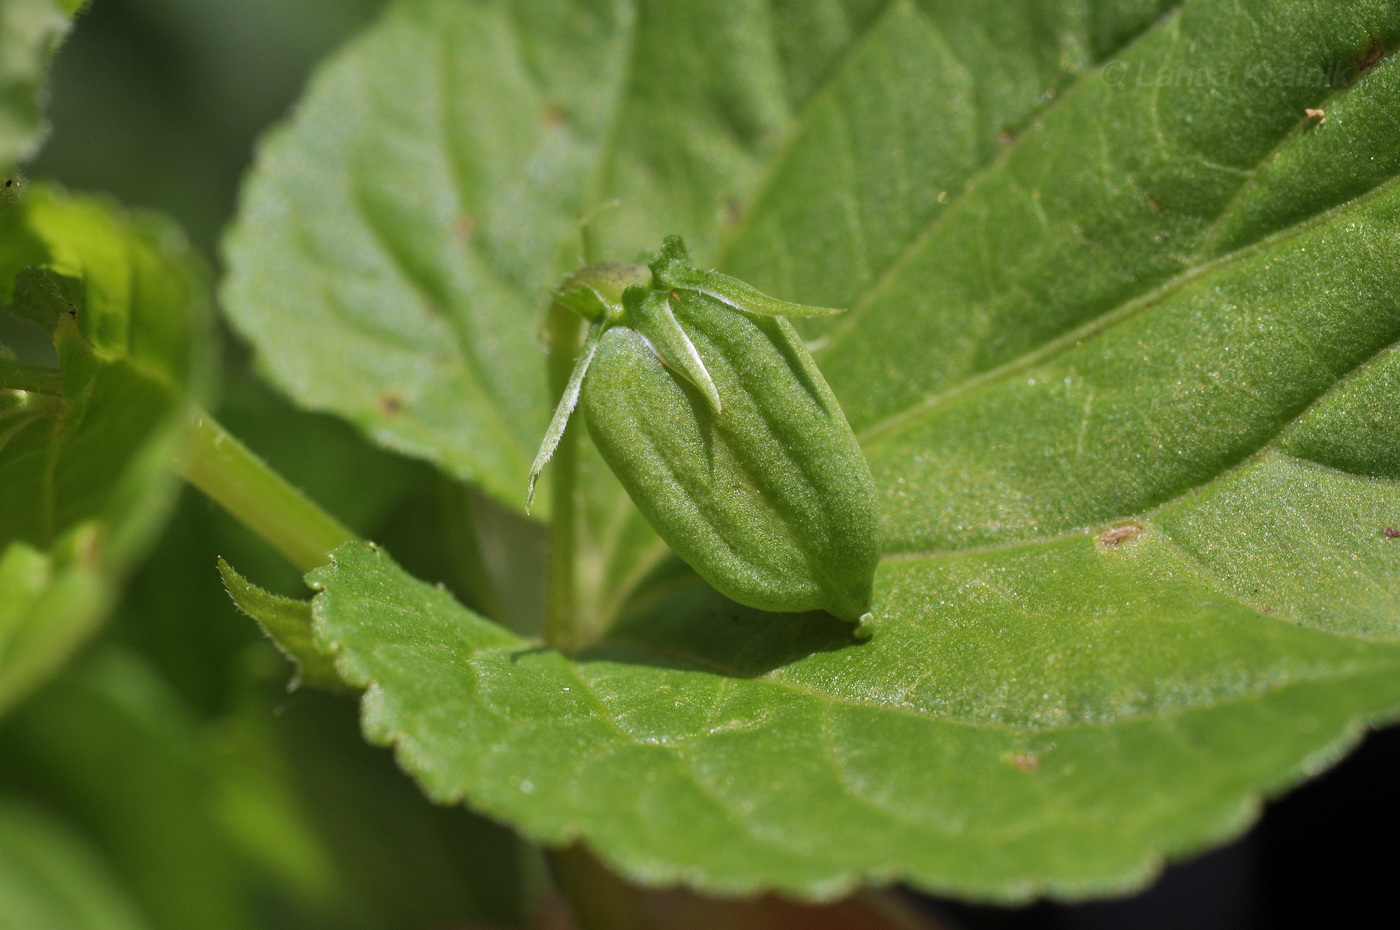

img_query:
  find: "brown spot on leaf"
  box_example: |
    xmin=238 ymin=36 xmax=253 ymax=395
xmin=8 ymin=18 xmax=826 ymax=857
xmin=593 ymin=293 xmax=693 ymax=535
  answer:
xmin=1384 ymin=527 xmax=1399 ymax=538
xmin=1009 ymin=754 xmax=1040 ymax=772
xmin=722 ymin=195 xmax=745 ymax=227
xmin=378 ymin=393 xmax=405 ymax=416
xmin=1357 ymin=36 xmax=1386 ymax=74
xmin=1097 ymin=523 xmax=1144 ymax=548
xmin=1146 ymin=196 xmax=1162 ymax=213
xmin=997 ymin=127 xmax=1016 ymax=146
xmin=453 ymin=215 xmax=477 ymax=242
xmin=543 ymin=103 xmax=568 ymax=128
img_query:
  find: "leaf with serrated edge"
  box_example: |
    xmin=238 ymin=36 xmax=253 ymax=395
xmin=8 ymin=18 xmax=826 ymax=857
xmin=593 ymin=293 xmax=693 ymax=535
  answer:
xmin=310 ymin=542 xmax=1400 ymax=900
xmin=230 ymin=0 xmax=1400 ymax=901
xmin=218 ymin=558 xmax=348 ymax=693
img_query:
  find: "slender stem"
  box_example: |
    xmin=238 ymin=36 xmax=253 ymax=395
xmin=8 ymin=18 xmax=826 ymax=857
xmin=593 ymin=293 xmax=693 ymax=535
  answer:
xmin=543 ymin=302 xmax=583 ymax=650
xmin=181 ymin=409 xmax=357 ymax=573
xmin=547 ymin=847 xmax=652 ymax=930
xmin=0 ymin=357 xmax=61 ymax=395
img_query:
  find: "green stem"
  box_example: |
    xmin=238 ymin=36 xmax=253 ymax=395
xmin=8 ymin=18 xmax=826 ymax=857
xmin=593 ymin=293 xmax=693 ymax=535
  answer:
xmin=543 ymin=302 xmax=583 ymax=651
xmin=181 ymin=409 xmax=357 ymax=573
xmin=547 ymin=847 xmax=653 ymax=930
xmin=0 ymin=357 xmax=61 ymax=395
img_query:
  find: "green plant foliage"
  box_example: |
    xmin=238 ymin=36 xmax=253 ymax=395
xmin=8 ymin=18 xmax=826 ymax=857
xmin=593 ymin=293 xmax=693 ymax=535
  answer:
xmin=0 ymin=796 xmax=150 ymax=930
xmin=223 ymin=0 xmax=1400 ymax=902
xmin=535 ymin=238 xmax=880 ymax=623
xmin=106 ymin=366 xmax=427 ymax=714
xmin=219 ymin=559 xmax=347 ymax=693
xmin=1 ymin=650 xmax=260 ymax=930
xmin=580 ymin=283 xmax=879 ymax=624
xmin=236 ymin=681 xmax=535 ymax=929
xmin=0 ymin=0 xmax=82 ymax=174
xmin=0 ymin=646 xmax=532 ymax=930
xmin=306 ymin=540 xmax=1400 ymax=899
xmin=0 ymin=187 xmax=210 ymax=718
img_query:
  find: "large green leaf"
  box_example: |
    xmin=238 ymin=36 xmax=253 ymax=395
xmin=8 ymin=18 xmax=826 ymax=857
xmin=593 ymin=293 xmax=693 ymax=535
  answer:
xmin=0 ymin=0 xmax=82 ymax=173
xmin=308 ymin=541 xmax=1400 ymax=899
xmin=224 ymin=0 xmax=1400 ymax=901
xmin=0 ymin=187 xmax=211 ymax=717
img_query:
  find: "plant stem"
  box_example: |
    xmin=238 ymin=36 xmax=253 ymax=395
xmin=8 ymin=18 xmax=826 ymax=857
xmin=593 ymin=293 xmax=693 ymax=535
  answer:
xmin=543 ymin=301 xmax=583 ymax=651
xmin=548 ymin=847 xmax=652 ymax=930
xmin=181 ymin=409 xmax=357 ymax=573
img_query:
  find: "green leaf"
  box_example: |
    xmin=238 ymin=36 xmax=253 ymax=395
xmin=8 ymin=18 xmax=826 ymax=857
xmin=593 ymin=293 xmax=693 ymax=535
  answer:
xmin=0 ymin=0 xmax=81 ymax=173
xmin=222 ymin=0 xmax=600 ymax=506
xmin=308 ymin=542 xmax=1400 ymax=899
xmin=0 ymin=796 xmax=150 ymax=930
xmin=227 ymin=0 xmax=1400 ymax=902
xmin=0 ymin=187 xmax=211 ymax=718
xmin=218 ymin=558 xmax=347 ymax=693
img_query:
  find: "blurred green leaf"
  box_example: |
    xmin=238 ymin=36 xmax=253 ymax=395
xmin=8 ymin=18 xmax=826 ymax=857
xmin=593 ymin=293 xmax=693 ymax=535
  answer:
xmin=223 ymin=0 xmax=570 ymax=507
xmin=237 ymin=678 xmax=534 ymax=929
xmin=29 ymin=0 xmax=386 ymax=252
xmin=0 ymin=0 xmax=80 ymax=173
xmin=0 ymin=649 xmax=258 ymax=930
xmin=0 ymin=640 xmax=534 ymax=930
xmin=0 ymin=187 xmax=210 ymax=717
xmin=224 ymin=0 xmax=1400 ymax=903
xmin=0 ymin=796 xmax=150 ymax=930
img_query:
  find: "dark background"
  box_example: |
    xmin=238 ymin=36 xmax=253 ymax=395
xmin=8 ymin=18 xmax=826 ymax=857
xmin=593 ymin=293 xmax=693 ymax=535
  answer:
xmin=29 ymin=2 xmax=1400 ymax=927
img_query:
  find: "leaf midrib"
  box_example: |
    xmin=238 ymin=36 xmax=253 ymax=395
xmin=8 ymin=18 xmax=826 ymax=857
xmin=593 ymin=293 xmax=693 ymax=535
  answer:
xmin=879 ymin=357 xmax=1400 ymax=563
xmin=804 ymin=12 xmax=1396 ymax=449
xmin=714 ymin=0 xmax=1188 ymax=281
xmin=857 ymin=168 xmax=1400 ymax=452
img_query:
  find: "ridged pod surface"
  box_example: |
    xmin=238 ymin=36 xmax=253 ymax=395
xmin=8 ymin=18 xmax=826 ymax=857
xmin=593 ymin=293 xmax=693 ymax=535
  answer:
xmin=581 ymin=287 xmax=879 ymax=622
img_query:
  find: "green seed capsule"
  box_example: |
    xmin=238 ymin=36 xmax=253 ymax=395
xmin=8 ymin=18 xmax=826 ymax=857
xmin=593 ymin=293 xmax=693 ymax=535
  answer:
xmin=529 ymin=238 xmax=880 ymax=625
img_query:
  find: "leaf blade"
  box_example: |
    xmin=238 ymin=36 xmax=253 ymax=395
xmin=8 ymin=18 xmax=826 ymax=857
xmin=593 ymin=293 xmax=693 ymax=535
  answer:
xmin=225 ymin=0 xmax=1400 ymax=901
xmin=309 ymin=541 xmax=1400 ymax=900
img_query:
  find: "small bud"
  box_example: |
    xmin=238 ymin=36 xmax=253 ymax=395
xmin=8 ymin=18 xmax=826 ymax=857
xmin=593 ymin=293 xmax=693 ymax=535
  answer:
xmin=530 ymin=238 xmax=880 ymax=623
